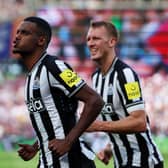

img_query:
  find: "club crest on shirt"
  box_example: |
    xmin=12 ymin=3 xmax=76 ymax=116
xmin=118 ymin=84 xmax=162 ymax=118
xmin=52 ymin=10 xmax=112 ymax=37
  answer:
xmin=33 ymin=77 xmax=40 ymax=90
xmin=101 ymin=103 xmax=115 ymax=115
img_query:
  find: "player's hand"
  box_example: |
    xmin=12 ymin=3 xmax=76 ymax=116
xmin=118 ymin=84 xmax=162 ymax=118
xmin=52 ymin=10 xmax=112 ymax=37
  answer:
xmin=48 ymin=139 xmax=72 ymax=157
xmin=97 ymin=145 xmax=113 ymax=165
xmin=17 ymin=143 xmax=38 ymax=161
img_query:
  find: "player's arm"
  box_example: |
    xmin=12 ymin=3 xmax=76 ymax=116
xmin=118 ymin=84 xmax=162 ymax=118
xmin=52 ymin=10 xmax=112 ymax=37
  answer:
xmin=87 ymin=77 xmax=147 ymax=133
xmin=87 ymin=109 xmax=147 ymax=133
xmin=48 ymin=84 xmax=104 ymax=156
xmin=88 ymin=69 xmax=146 ymax=134
xmin=66 ymin=84 xmax=104 ymax=143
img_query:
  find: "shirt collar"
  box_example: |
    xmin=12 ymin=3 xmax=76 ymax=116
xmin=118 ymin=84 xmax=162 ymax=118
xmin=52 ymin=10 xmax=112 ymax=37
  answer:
xmin=101 ymin=57 xmax=118 ymax=78
xmin=27 ymin=52 xmax=47 ymax=76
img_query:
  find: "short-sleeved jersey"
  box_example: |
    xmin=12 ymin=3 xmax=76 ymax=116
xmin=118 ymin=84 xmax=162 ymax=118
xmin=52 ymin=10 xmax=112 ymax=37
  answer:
xmin=92 ymin=57 xmax=163 ymax=168
xmin=25 ymin=53 xmax=93 ymax=168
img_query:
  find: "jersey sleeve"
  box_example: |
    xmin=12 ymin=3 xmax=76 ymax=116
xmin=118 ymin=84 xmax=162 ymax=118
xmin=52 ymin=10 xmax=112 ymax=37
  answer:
xmin=117 ymin=67 xmax=145 ymax=113
xmin=48 ymin=60 xmax=86 ymax=97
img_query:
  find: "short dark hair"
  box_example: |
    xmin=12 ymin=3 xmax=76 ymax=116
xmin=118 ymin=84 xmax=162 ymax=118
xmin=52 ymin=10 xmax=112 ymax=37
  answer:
xmin=24 ymin=16 xmax=52 ymax=47
xmin=90 ymin=20 xmax=119 ymax=41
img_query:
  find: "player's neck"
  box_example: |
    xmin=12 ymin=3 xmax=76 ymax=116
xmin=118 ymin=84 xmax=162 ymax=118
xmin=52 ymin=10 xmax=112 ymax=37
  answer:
xmin=100 ymin=54 xmax=116 ymax=76
xmin=22 ymin=51 xmax=45 ymax=71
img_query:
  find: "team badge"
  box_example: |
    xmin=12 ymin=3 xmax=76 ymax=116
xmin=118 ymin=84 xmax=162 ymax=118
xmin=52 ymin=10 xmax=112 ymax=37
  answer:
xmin=124 ymin=82 xmax=141 ymax=100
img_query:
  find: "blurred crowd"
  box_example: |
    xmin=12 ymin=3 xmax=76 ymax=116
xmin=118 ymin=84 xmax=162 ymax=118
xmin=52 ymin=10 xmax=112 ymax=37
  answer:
xmin=1 ymin=7 xmax=168 ymax=150
xmin=43 ymin=8 xmax=168 ymax=74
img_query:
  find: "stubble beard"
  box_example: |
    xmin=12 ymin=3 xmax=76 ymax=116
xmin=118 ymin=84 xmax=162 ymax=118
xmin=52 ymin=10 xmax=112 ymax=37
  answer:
xmin=12 ymin=49 xmax=32 ymax=58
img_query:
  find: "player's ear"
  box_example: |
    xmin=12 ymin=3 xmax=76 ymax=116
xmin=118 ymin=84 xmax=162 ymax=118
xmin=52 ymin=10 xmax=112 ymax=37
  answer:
xmin=38 ymin=36 xmax=46 ymax=46
xmin=109 ymin=37 xmax=117 ymax=47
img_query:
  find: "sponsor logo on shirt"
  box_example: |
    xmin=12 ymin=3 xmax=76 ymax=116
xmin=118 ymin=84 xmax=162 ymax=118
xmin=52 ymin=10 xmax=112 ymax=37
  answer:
xmin=59 ymin=69 xmax=81 ymax=87
xmin=124 ymin=82 xmax=141 ymax=100
xmin=27 ymin=98 xmax=45 ymax=113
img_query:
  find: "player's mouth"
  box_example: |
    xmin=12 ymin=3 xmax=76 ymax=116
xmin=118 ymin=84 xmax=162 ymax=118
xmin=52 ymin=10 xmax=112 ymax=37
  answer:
xmin=90 ymin=48 xmax=98 ymax=55
xmin=12 ymin=40 xmax=18 ymax=48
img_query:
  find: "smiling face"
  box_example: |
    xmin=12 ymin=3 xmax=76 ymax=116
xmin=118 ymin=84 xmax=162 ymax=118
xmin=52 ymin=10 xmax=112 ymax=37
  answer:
xmin=86 ymin=26 xmax=115 ymax=62
xmin=12 ymin=21 xmax=41 ymax=56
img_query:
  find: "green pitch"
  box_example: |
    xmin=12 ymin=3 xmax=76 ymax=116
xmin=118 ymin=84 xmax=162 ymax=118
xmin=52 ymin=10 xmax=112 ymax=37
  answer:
xmin=0 ymin=151 xmax=112 ymax=168
xmin=0 ymin=136 xmax=167 ymax=168
xmin=0 ymin=152 xmax=113 ymax=168
xmin=0 ymin=151 xmax=167 ymax=168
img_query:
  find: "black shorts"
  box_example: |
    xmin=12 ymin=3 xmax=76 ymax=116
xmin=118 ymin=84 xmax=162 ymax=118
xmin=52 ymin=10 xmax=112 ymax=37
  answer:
xmin=154 ymin=162 xmax=164 ymax=168
xmin=81 ymin=153 xmax=96 ymax=168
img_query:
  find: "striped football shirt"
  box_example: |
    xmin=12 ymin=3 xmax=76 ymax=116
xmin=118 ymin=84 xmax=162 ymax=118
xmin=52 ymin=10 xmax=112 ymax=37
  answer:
xmin=25 ymin=53 xmax=94 ymax=168
xmin=92 ymin=57 xmax=163 ymax=168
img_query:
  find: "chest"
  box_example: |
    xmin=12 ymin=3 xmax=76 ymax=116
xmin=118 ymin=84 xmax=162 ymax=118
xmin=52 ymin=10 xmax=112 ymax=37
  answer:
xmin=93 ymin=72 xmax=117 ymax=98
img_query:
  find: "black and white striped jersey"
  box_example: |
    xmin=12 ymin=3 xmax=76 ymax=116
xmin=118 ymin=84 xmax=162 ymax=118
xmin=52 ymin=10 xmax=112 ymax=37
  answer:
xmin=25 ymin=53 xmax=94 ymax=168
xmin=92 ymin=57 xmax=163 ymax=168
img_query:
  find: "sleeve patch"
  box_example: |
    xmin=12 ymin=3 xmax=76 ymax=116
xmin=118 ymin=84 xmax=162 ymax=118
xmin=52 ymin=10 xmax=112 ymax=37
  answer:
xmin=59 ymin=69 xmax=81 ymax=87
xmin=124 ymin=82 xmax=141 ymax=100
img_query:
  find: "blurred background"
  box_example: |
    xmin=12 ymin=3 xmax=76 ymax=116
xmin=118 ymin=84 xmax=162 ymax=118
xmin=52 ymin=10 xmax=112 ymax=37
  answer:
xmin=0 ymin=0 xmax=168 ymax=167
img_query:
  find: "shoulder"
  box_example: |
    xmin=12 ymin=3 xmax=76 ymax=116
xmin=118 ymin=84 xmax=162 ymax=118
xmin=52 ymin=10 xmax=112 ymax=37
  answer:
xmin=42 ymin=55 xmax=72 ymax=69
xmin=114 ymin=59 xmax=140 ymax=83
xmin=42 ymin=54 xmax=59 ymax=63
xmin=115 ymin=58 xmax=131 ymax=70
xmin=115 ymin=58 xmax=138 ymax=75
xmin=42 ymin=54 xmax=58 ymax=66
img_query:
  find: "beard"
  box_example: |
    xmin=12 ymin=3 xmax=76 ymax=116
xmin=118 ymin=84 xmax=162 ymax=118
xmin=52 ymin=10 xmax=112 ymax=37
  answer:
xmin=12 ymin=48 xmax=32 ymax=57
